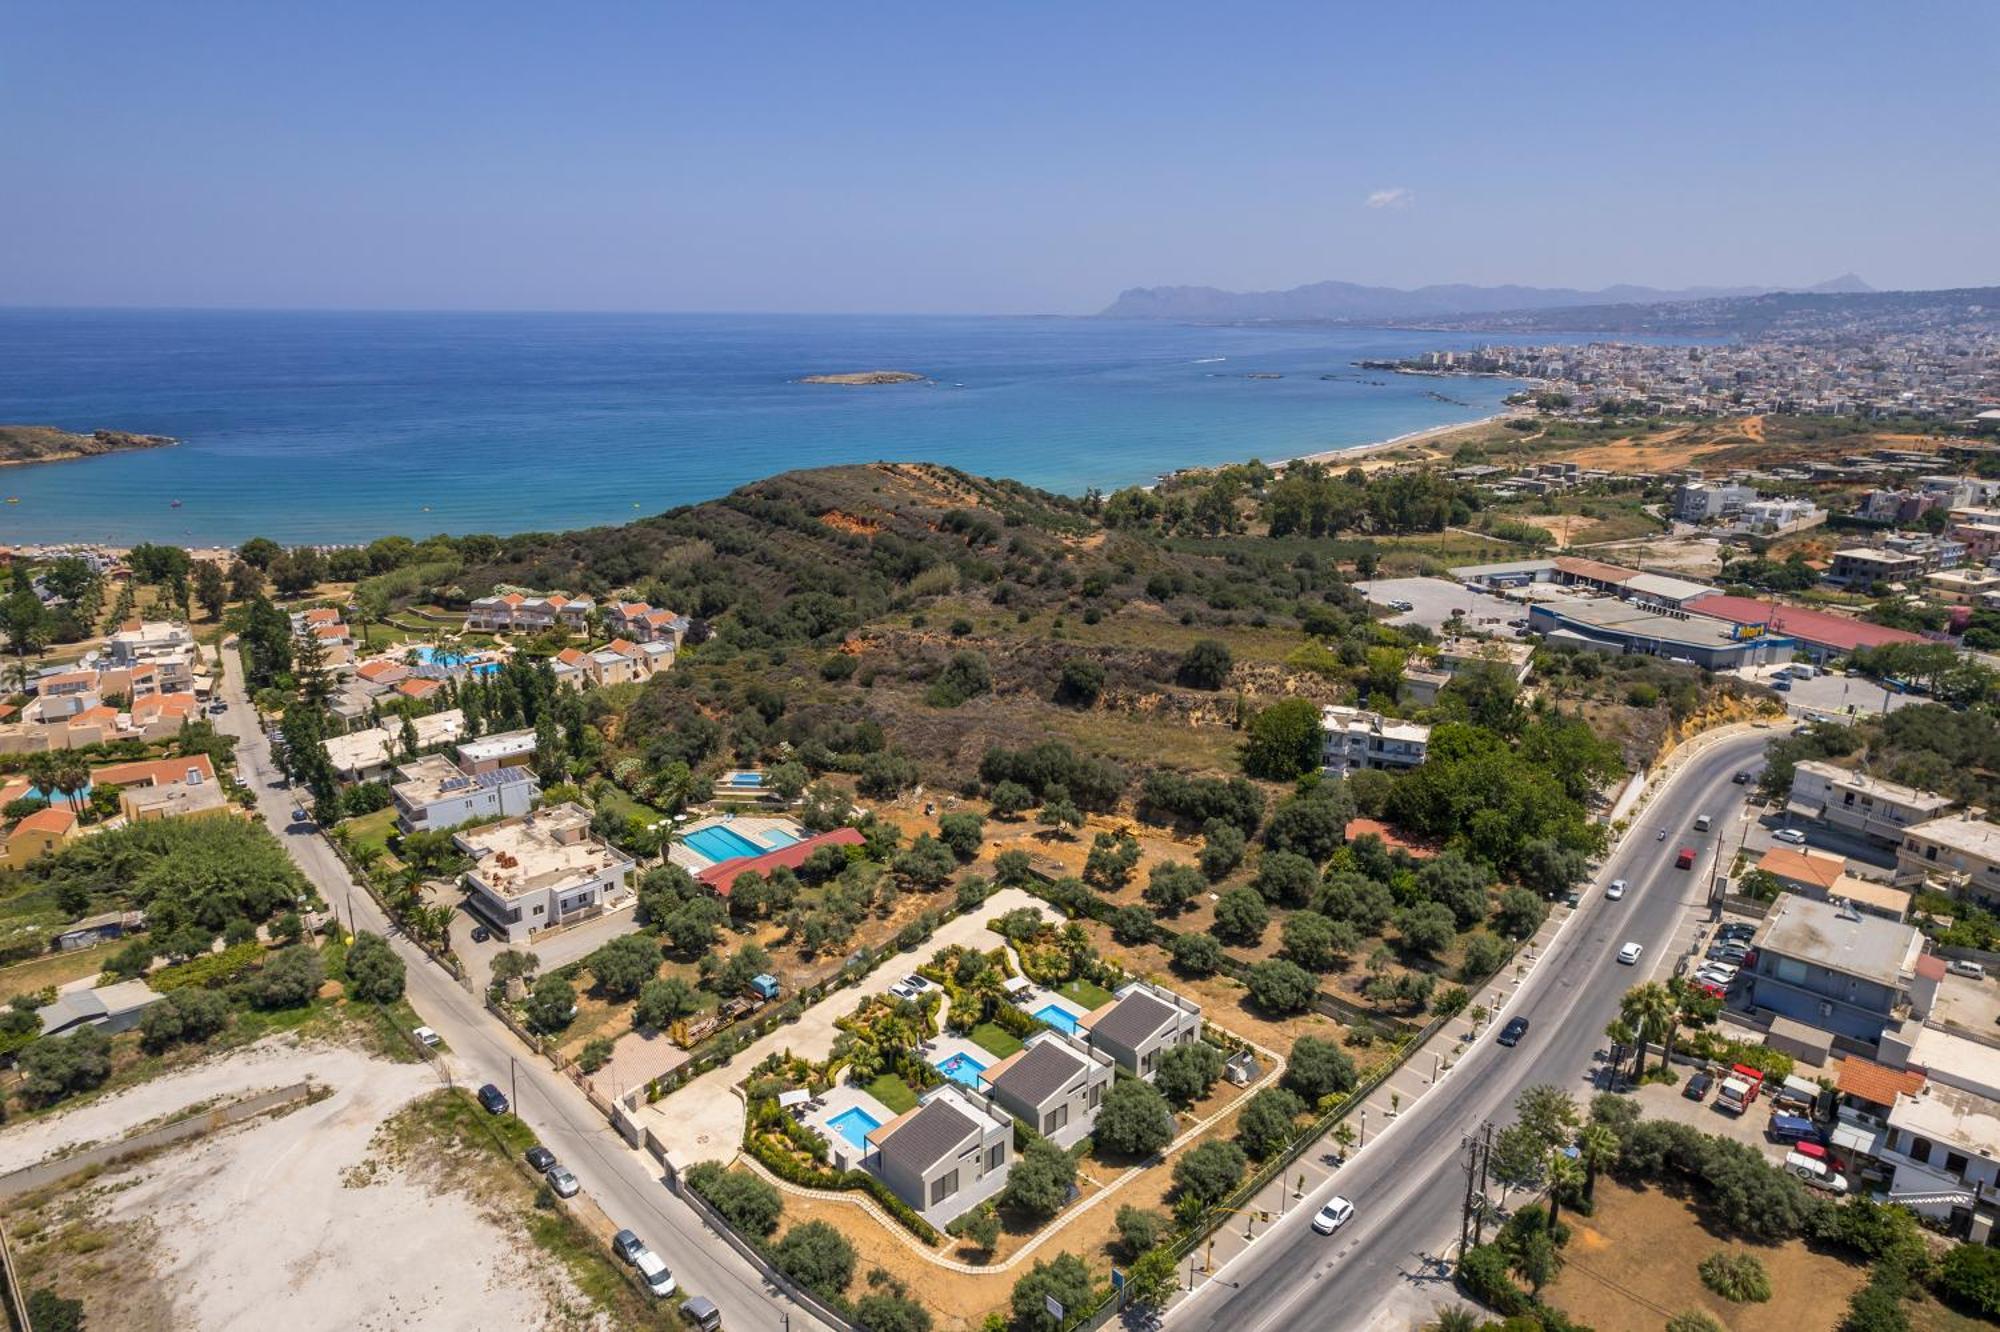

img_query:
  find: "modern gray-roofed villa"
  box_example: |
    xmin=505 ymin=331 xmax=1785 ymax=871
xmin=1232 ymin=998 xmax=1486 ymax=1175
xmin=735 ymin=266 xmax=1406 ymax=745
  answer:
xmin=1079 ymin=980 xmax=1203 ymax=1080
xmin=978 ymin=1029 xmax=1116 ymax=1148
xmin=865 ymin=1084 xmax=1014 ymax=1226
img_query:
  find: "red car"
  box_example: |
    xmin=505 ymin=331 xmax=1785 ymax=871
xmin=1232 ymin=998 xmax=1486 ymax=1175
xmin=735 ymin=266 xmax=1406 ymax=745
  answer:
xmin=1676 ymin=848 xmax=1696 ymax=869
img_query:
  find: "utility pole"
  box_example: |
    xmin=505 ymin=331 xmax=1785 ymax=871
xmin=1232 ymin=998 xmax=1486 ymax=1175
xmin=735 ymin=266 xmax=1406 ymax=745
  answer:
xmin=510 ymin=1055 xmax=519 ymax=1115
xmin=1458 ymin=1132 xmax=1481 ymax=1257
xmin=1472 ymin=1123 xmax=1495 ymax=1247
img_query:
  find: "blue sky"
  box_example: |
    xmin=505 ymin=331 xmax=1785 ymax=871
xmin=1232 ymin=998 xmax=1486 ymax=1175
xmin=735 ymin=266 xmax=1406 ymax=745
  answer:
xmin=4 ymin=2 xmax=1995 ymax=313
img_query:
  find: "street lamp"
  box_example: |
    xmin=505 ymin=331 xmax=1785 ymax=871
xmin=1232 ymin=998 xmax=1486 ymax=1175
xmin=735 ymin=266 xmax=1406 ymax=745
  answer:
xmin=1360 ymin=1108 xmax=1368 ymax=1146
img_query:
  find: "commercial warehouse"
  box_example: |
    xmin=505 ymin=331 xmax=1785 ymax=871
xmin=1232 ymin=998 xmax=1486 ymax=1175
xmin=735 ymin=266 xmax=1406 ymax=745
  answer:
xmin=1526 ymin=597 xmax=1797 ymax=671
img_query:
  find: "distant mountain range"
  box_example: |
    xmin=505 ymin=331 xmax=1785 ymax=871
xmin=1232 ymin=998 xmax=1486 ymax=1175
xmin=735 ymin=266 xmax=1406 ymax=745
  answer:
xmin=1099 ymin=274 xmax=1874 ymax=322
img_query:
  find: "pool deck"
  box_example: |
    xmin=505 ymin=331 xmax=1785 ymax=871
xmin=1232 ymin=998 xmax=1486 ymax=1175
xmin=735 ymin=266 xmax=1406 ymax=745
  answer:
xmin=1018 ymin=988 xmax=1091 ymax=1031
xmin=806 ymin=1084 xmax=897 ymax=1172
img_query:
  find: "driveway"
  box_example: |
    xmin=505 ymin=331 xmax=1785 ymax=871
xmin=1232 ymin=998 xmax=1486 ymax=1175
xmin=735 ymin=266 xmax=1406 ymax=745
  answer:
xmin=214 ymin=651 xmax=837 ymax=1331
xmin=640 ymin=887 xmax=1059 ymax=1165
xmin=1354 ymin=576 xmax=1525 ymax=634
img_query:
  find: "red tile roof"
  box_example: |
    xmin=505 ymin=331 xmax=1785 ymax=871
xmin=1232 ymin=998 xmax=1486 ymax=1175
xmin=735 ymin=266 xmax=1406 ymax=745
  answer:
xmin=93 ymin=754 xmax=217 ymax=787
xmin=397 ymin=678 xmax=442 ymax=699
xmin=699 ymin=827 xmax=866 ymax=894
xmin=1686 ymin=594 xmax=1926 ymax=653
xmin=1835 ymin=1057 xmax=1926 ymax=1107
xmin=1916 ymin=954 xmax=1949 ymax=981
xmin=1554 ymin=555 xmax=1641 ymax=586
xmin=12 ymin=806 xmax=78 ymax=836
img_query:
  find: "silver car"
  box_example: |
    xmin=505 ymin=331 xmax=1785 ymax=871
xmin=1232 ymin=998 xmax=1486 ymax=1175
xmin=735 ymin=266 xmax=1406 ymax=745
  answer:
xmin=546 ymin=1165 xmax=580 ymax=1199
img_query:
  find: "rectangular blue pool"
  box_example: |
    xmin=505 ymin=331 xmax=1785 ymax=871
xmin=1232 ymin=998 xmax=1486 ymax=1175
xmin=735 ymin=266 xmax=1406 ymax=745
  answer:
xmin=936 ymin=1051 xmax=988 ymax=1086
xmin=1032 ymin=1003 xmax=1082 ymax=1035
xmin=827 ymin=1106 xmax=882 ymax=1151
xmin=683 ymin=824 xmax=770 ymax=862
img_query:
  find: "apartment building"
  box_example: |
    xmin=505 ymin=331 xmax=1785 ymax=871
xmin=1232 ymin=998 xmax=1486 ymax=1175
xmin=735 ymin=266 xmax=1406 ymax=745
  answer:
xmin=1896 ymin=814 xmax=2000 ymax=909
xmin=391 ymin=755 xmax=539 ymax=834
xmin=1828 ymin=547 xmax=1927 ymax=589
xmin=1319 ymin=705 xmax=1431 ymax=777
xmin=1745 ymin=895 xmax=1924 ymax=1044
xmin=464 ymin=591 xmax=596 ymax=634
xmin=606 ymin=601 xmax=688 ymax=646
xmin=1786 ymin=761 xmax=1952 ymax=847
xmin=454 ymin=728 xmax=537 ymax=775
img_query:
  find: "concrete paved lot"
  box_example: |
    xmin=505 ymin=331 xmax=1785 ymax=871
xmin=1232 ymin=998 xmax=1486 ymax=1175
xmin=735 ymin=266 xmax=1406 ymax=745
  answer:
xmin=1355 ymin=576 xmax=1526 ymax=634
xmin=1734 ymin=664 xmax=1916 ymax=721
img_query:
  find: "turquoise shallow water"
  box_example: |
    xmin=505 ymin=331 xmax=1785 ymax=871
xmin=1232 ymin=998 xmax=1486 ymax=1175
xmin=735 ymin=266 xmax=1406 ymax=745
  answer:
xmin=0 ymin=309 xmax=1547 ymax=545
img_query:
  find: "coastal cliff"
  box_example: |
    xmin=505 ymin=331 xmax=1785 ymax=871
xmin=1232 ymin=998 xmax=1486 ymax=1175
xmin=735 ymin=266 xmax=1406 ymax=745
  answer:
xmin=0 ymin=425 xmax=176 ymax=467
xmin=797 ymin=370 xmax=925 ymax=386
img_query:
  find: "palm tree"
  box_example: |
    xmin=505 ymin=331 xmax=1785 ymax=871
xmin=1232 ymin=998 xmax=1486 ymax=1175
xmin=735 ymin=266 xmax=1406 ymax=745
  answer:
xmin=1546 ymin=1151 xmax=1585 ymax=1229
xmin=1603 ymin=1015 xmax=1637 ymax=1085
xmin=53 ymin=752 xmax=90 ymax=815
xmin=1620 ymin=983 xmax=1675 ymax=1080
xmin=1578 ymin=1123 xmax=1620 ymax=1201
xmin=22 ymin=751 xmax=58 ymax=806
xmin=1431 ymin=1310 xmax=1481 ymax=1332
xmin=1332 ymin=1122 xmax=1358 ymax=1157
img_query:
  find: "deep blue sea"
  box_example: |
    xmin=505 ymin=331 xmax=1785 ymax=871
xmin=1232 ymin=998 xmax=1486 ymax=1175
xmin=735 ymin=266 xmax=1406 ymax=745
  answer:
xmin=0 ymin=309 xmax=1555 ymax=545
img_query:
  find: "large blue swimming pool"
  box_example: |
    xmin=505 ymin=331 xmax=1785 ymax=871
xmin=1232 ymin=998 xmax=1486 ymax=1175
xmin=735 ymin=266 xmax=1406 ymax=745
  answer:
xmin=1032 ymin=1003 xmax=1082 ymax=1035
xmin=682 ymin=823 xmax=800 ymax=863
xmin=827 ymin=1106 xmax=881 ymax=1151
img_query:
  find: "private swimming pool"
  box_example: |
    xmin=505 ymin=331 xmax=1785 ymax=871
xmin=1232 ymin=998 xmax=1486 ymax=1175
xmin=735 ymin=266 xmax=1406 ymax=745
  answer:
xmin=1032 ymin=1004 xmax=1082 ymax=1036
xmin=935 ymin=1051 xmax=988 ymax=1086
xmin=681 ymin=823 xmax=801 ymax=863
xmin=414 ymin=646 xmax=500 ymax=676
xmin=827 ymin=1106 xmax=882 ymax=1152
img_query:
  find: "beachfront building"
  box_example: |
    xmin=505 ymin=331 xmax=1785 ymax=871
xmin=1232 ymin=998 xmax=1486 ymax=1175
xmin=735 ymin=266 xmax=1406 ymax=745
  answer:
xmin=1077 ymin=981 xmax=1204 ymax=1080
xmin=465 ymin=591 xmax=596 ymax=634
xmin=1319 ymin=705 xmax=1430 ymax=777
xmin=391 ymin=755 xmax=539 ymax=834
xmin=866 ymin=1084 xmax=1013 ymax=1227
xmin=455 ymin=802 xmax=635 ymax=943
xmin=978 ymin=1030 xmax=1115 ymax=1149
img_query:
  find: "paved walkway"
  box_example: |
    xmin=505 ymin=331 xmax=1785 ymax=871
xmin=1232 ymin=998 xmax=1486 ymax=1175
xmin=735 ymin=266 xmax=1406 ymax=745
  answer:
xmin=640 ymin=887 xmax=1059 ymax=1163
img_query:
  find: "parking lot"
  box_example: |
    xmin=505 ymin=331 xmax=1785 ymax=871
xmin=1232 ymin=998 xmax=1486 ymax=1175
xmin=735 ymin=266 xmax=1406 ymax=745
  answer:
xmin=1354 ymin=576 xmax=1526 ymax=634
xmin=1733 ymin=663 xmax=1917 ymax=722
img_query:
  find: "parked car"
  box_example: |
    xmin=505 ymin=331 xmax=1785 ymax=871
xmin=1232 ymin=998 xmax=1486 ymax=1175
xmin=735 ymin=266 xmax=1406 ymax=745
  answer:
xmin=1948 ymin=959 xmax=1986 ymax=980
xmin=477 ymin=1083 xmax=510 ymax=1115
xmin=1563 ymin=890 xmax=1581 ymax=908
xmin=888 ymin=979 xmax=922 ymax=1000
xmin=1617 ymin=942 xmax=1644 ymax=965
xmin=525 ymin=1146 xmax=557 ymax=1172
xmin=680 ymin=1296 xmax=722 ymax=1330
xmin=1784 ymin=1151 xmax=1849 ymax=1194
xmin=546 ymin=1165 xmax=580 ymax=1199
xmin=635 ymin=1248 xmax=678 ymax=1297
xmin=1718 ymin=922 xmax=1757 ymax=942
xmin=613 ymin=1229 xmax=646 ymax=1265
xmin=1772 ymin=677 xmax=1792 ymax=692
xmin=1606 ymin=879 xmax=1627 ymax=901
xmin=1683 ymin=1071 xmax=1714 ymax=1101
xmin=412 ymin=1025 xmax=441 ymax=1048
xmin=470 ymin=925 xmax=492 ymax=943
xmin=290 ymin=806 xmax=309 ymax=824
xmin=1497 ymin=1016 xmax=1531 ymax=1047
xmin=1311 ymin=1197 xmax=1356 ymax=1235
xmin=1773 ymin=828 xmax=1808 ymax=845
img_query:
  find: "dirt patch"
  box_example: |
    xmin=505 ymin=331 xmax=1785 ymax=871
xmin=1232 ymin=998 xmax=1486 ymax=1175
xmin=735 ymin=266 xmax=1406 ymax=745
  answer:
xmin=0 ymin=1037 xmax=601 ymax=1332
xmin=1545 ymin=1182 xmax=1866 ymax=1331
xmin=821 ymin=509 xmax=882 ymax=536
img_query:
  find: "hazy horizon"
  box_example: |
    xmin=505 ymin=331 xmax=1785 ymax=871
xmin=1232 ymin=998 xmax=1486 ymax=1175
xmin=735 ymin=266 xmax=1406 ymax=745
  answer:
xmin=5 ymin=1 xmax=1997 ymax=315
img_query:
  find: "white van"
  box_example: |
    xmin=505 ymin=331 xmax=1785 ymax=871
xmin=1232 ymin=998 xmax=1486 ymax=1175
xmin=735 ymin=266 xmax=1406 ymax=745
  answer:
xmin=1784 ymin=1151 xmax=1849 ymax=1194
xmin=1694 ymin=814 xmax=1712 ymax=832
xmin=635 ymin=1249 xmax=678 ymax=1297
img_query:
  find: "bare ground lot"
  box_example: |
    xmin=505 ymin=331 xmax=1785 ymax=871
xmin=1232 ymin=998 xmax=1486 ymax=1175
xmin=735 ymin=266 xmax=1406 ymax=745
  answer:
xmin=0 ymin=1036 xmax=616 ymax=1332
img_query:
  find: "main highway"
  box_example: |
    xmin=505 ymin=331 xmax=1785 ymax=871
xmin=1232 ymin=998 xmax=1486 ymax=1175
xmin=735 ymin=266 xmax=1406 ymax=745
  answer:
xmin=1170 ymin=728 xmax=1774 ymax=1332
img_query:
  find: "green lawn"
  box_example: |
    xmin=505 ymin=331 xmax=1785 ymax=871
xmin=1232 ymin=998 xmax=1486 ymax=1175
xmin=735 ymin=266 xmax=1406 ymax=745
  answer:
xmin=865 ymin=1073 xmax=919 ymax=1114
xmin=1057 ymin=978 xmax=1116 ymax=1011
xmin=969 ymin=1022 xmax=1023 ymax=1059
xmin=342 ymin=806 xmax=400 ymax=859
xmin=595 ymin=787 xmax=666 ymax=828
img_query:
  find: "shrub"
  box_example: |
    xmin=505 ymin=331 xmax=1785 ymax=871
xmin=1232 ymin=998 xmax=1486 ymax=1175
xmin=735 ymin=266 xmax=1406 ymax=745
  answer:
xmin=1281 ymin=911 xmax=1358 ymax=972
xmin=586 ymin=933 xmax=660 ymax=999
xmin=244 ymin=945 xmax=324 ymax=1009
xmin=1698 ymin=1249 xmax=1772 ymax=1303
xmin=772 ymin=1220 xmax=856 ymax=1298
xmin=1095 ymin=1078 xmax=1175 ymax=1157
xmin=24 ymin=1289 xmax=84 ymax=1332
xmin=997 ymin=1138 xmax=1076 ymax=1220
xmin=1115 ymin=1205 xmax=1162 ymax=1257
xmin=1177 ymin=639 xmax=1233 ymax=690
xmin=1246 ymin=959 xmax=1317 ymax=1014
xmin=1212 ymin=887 xmax=1269 ymax=945
xmin=926 ymin=651 xmax=992 ymax=708
xmin=1282 ymin=1036 xmax=1358 ymax=1104
xmin=1170 ymin=932 xmax=1224 ymax=977
xmin=854 ymin=1270 xmax=933 ymax=1332
xmin=1009 ymin=1253 xmax=1096 ymax=1332
xmin=1666 ymin=1313 xmax=1724 ymax=1332
xmin=17 ymin=1025 xmax=112 ymax=1102
xmin=1459 ymin=932 xmax=1511 ymax=981
xmin=1172 ymin=1139 xmax=1247 ymax=1205
xmin=948 ymin=1204 xmax=1001 ymax=1252
xmin=1153 ymin=1042 xmax=1226 ymax=1109
xmin=1143 ymin=861 xmax=1206 ymax=916
xmin=344 ymin=930 xmax=406 ymax=1003
xmin=1055 ymin=658 xmax=1105 ymax=707
xmin=1938 ymin=1242 xmax=2000 ymax=1316
xmin=936 ymin=812 xmax=985 ymax=861
xmin=1236 ymin=1087 xmax=1304 ymax=1159
xmin=139 ymin=987 xmax=231 ymax=1052
xmin=686 ymin=1161 xmax=783 ymax=1237
xmin=1252 ymin=851 xmax=1320 ymax=908
xmin=635 ymin=976 xmax=700 ymax=1030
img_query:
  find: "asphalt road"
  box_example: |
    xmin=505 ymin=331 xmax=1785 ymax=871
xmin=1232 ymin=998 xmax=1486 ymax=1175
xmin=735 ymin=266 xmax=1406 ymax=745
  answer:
xmin=214 ymin=651 xmax=829 ymax=1332
xmin=1169 ymin=729 xmax=1773 ymax=1332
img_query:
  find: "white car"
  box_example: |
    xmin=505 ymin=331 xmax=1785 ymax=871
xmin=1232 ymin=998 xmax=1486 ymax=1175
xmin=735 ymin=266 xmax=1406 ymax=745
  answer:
xmin=546 ymin=1165 xmax=580 ymax=1198
xmin=1773 ymin=828 xmax=1808 ymax=845
xmin=1617 ymin=942 xmax=1644 ymax=965
xmin=1606 ymin=879 xmax=1627 ymax=901
xmin=412 ymin=1026 xmax=441 ymax=1048
xmin=1311 ymin=1197 xmax=1355 ymax=1234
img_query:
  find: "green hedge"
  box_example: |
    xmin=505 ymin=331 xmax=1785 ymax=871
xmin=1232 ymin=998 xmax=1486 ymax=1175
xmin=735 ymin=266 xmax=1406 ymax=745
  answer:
xmin=742 ymin=1128 xmax=940 ymax=1245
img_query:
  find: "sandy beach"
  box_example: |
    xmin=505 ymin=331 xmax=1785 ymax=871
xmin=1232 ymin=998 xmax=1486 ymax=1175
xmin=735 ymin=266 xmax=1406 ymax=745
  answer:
xmin=1273 ymin=408 xmax=1527 ymax=471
